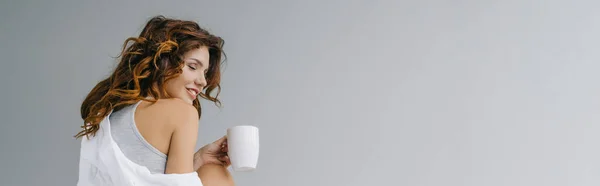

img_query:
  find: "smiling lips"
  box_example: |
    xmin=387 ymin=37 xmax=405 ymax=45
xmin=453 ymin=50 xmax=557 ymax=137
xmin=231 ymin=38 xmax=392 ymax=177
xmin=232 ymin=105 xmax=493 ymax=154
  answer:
xmin=187 ymin=88 xmax=200 ymax=99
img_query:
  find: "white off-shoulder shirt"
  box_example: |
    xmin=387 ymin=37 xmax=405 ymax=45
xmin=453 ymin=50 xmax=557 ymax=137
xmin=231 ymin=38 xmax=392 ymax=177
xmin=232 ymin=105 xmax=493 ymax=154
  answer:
xmin=77 ymin=110 xmax=203 ymax=186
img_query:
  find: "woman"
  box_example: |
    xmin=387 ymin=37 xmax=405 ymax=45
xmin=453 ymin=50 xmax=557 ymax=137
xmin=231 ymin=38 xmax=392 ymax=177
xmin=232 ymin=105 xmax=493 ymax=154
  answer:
xmin=75 ymin=15 xmax=234 ymax=186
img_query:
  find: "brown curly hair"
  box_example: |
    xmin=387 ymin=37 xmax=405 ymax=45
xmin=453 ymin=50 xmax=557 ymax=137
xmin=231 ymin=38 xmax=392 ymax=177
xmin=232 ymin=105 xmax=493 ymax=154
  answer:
xmin=75 ymin=15 xmax=225 ymax=139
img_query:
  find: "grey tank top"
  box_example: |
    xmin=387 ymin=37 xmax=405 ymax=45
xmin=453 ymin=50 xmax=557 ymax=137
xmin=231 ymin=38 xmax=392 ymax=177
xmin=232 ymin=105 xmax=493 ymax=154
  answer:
xmin=109 ymin=101 xmax=167 ymax=174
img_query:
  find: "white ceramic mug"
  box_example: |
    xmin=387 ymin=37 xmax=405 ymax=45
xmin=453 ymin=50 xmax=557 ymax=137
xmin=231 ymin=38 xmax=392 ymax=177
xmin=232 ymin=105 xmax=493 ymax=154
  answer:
xmin=226 ymin=125 xmax=259 ymax=172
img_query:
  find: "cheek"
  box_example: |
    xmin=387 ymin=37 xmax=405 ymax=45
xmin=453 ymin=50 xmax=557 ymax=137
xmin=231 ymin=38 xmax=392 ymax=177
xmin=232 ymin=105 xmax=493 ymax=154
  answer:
xmin=181 ymin=69 xmax=198 ymax=82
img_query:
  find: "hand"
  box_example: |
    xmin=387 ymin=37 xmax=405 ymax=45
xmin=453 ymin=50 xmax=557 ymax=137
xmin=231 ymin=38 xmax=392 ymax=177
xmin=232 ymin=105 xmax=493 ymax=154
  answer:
xmin=193 ymin=135 xmax=231 ymax=170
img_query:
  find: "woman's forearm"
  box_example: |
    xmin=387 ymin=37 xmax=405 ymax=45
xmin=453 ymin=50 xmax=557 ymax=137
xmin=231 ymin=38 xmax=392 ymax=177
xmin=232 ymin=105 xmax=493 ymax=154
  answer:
xmin=197 ymin=164 xmax=235 ymax=186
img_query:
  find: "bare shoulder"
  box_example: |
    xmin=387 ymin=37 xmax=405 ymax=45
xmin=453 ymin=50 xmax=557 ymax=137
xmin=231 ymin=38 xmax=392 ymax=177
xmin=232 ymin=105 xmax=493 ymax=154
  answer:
xmin=133 ymin=98 xmax=200 ymax=156
xmin=145 ymin=98 xmax=199 ymax=127
xmin=154 ymin=99 xmax=200 ymax=173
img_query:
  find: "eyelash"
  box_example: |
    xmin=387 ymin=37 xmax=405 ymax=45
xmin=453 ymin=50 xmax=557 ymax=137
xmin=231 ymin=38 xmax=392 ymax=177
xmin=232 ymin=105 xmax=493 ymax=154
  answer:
xmin=188 ymin=65 xmax=209 ymax=76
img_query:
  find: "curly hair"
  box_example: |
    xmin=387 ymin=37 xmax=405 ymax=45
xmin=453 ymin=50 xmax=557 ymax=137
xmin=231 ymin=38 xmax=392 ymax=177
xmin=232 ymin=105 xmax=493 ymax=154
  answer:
xmin=75 ymin=15 xmax=225 ymax=139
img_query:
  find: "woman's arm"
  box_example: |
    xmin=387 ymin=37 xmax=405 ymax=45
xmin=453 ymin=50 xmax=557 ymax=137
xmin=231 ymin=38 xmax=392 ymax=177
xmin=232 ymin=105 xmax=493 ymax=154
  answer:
xmin=163 ymin=100 xmax=200 ymax=174
xmin=158 ymin=99 xmax=234 ymax=185
xmin=197 ymin=164 xmax=235 ymax=186
xmin=159 ymin=99 xmax=235 ymax=185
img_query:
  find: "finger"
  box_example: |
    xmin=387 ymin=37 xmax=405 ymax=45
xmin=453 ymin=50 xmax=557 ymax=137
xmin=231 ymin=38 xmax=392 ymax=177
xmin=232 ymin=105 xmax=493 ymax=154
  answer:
xmin=218 ymin=151 xmax=228 ymax=157
xmin=218 ymin=155 xmax=228 ymax=161
xmin=213 ymin=135 xmax=227 ymax=146
xmin=219 ymin=155 xmax=231 ymax=166
xmin=218 ymin=156 xmax=228 ymax=163
xmin=221 ymin=144 xmax=228 ymax=152
xmin=225 ymin=158 xmax=231 ymax=167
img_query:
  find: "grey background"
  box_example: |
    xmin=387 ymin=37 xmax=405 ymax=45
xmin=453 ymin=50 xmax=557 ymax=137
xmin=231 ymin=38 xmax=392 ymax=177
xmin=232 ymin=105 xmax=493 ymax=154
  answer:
xmin=1 ymin=0 xmax=599 ymax=185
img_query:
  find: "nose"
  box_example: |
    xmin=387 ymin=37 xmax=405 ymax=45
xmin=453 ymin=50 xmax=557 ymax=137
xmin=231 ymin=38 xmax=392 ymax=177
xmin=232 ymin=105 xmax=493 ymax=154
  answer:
xmin=196 ymin=75 xmax=207 ymax=89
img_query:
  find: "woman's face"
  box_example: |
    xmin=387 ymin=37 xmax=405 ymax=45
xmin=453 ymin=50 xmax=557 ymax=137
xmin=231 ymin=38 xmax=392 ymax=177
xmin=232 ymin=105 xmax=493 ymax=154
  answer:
xmin=164 ymin=46 xmax=210 ymax=104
